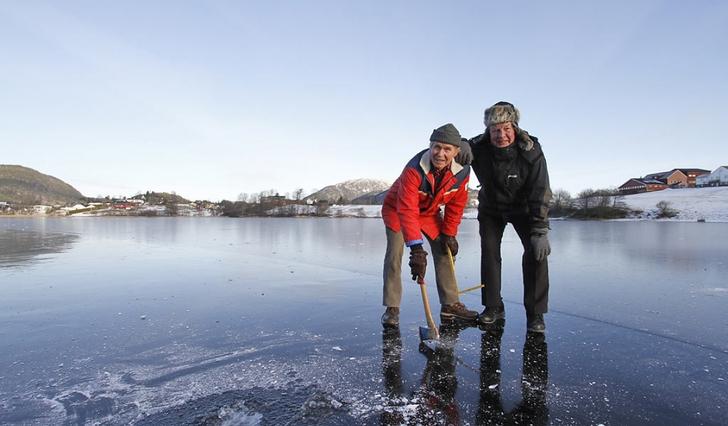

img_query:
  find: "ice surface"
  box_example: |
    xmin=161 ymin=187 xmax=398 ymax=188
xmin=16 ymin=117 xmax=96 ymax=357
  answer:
xmin=0 ymin=217 xmax=726 ymax=424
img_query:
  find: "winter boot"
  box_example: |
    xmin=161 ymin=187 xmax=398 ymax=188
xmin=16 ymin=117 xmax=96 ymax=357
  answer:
xmin=478 ymin=305 xmax=505 ymax=326
xmin=526 ymin=313 xmax=546 ymax=333
xmin=440 ymin=302 xmax=478 ymax=324
xmin=381 ymin=307 xmax=400 ymax=328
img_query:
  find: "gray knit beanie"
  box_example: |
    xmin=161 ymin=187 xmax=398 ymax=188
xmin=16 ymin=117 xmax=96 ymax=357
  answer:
xmin=429 ymin=123 xmax=461 ymax=147
xmin=484 ymin=101 xmax=520 ymax=127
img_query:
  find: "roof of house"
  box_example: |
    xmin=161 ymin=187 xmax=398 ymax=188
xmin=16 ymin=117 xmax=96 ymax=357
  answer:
xmin=674 ymin=168 xmax=710 ymax=174
xmin=643 ymin=171 xmax=670 ymax=180
xmin=644 ymin=169 xmax=689 ymax=180
xmin=619 ymin=178 xmax=667 ymax=188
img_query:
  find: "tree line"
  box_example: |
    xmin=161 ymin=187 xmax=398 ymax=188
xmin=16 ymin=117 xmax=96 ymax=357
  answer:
xmin=550 ymin=188 xmax=676 ymax=219
xmin=235 ymin=188 xmax=309 ymax=204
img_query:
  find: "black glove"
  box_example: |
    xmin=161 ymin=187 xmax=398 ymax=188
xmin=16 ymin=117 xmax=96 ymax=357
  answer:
xmin=454 ymin=139 xmax=472 ymax=165
xmin=439 ymin=234 xmax=458 ymax=258
xmin=408 ymin=244 xmax=428 ymax=282
xmin=530 ymin=232 xmax=551 ymax=261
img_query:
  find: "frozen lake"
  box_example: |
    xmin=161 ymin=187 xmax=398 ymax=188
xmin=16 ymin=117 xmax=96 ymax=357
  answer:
xmin=1 ymin=217 xmax=726 ymax=425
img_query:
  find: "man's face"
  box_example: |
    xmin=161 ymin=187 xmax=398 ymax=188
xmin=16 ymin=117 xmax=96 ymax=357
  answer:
xmin=489 ymin=122 xmax=516 ymax=148
xmin=429 ymin=141 xmax=460 ymax=170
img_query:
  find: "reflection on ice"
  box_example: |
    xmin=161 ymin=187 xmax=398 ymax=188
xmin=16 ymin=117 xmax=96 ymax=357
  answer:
xmin=0 ymin=229 xmax=79 ymax=268
xmin=478 ymin=330 xmax=549 ymax=425
xmin=381 ymin=324 xmax=550 ymax=426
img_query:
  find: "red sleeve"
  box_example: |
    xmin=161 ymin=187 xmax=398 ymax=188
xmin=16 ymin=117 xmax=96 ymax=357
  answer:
xmin=441 ymin=175 xmax=469 ymax=237
xmin=396 ymin=167 xmax=424 ymax=246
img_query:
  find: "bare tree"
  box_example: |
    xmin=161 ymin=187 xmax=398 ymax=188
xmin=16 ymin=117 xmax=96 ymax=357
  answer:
xmin=294 ymin=188 xmax=305 ymax=201
xmin=577 ymin=188 xmax=596 ymax=209
xmin=551 ymin=189 xmax=573 ymax=210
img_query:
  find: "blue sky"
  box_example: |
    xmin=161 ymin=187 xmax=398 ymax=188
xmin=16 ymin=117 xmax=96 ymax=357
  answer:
xmin=2 ymin=1 xmax=727 ymax=201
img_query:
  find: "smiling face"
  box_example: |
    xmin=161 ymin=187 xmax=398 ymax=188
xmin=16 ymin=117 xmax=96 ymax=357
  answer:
xmin=489 ymin=121 xmax=516 ymax=148
xmin=429 ymin=141 xmax=460 ymax=170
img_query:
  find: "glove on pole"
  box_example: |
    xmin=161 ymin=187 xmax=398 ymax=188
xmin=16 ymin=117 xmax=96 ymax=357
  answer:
xmin=439 ymin=234 xmax=459 ymax=258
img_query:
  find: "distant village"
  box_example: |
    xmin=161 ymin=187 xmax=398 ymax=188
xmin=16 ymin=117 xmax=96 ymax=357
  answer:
xmin=2 ymin=166 xmax=728 ymax=218
xmin=0 ymin=194 xmax=217 ymax=217
xmin=0 ymin=192 xmax=354 ymax=218
xmin=618 ymin=166 xmax=728 ymax=194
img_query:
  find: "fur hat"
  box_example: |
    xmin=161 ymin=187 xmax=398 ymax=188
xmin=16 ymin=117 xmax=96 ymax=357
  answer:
xmin=484 ymin=101 xmax=520 ymax=127
xmin=429 ymin=123 xmax=461 ymax=147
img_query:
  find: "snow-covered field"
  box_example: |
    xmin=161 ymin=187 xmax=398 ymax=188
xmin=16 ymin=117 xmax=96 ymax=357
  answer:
xmin=65 ymin=186 xmax=727 ymax=221
xmin=313 ymin=186 xmax=728 ymax=222
xmin=620 ymin=186 xmax=728 ymax=222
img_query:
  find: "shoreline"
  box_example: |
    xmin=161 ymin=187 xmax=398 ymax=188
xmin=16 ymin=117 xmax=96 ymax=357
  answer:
xmin=1 ymin=214 xmax=724 ymax=223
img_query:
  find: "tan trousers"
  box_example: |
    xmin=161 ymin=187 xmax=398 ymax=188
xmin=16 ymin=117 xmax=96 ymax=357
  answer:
xmin=382 ymin=227 xmax=460 ymax=307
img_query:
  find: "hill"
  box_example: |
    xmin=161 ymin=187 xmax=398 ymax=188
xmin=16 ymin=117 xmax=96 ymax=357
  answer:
xmin=350 ymin=190 xmax=388 ymax=205
xmin=0 ymin=165 xmax=84 ymax=205
xmin=305 ymin=179 xmax=391 ymax=203
xmin=621 ymin=186 xmax=728 ymax=222
xmin=130 ymin=191 xmax=191 ymax=205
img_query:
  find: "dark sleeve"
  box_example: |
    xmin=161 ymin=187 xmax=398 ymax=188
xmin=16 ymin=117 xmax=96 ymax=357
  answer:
xmin=464 ymin=139 xmax=477 ymax=168
xmin=526 ymin=153 xmax=552 ymax=233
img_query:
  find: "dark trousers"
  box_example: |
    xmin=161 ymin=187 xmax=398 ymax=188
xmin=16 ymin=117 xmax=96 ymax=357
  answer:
xmin=479 ymin=214 xmax=549 ymax=314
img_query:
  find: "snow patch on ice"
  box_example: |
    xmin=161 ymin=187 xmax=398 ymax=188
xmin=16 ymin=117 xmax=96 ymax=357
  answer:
xmin=219 ymin=402 xmax=263 ymax=426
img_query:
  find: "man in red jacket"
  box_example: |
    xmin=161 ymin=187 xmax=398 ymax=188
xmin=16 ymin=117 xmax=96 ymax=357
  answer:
xmin=380 ymin=123 xmax=479 ymax=327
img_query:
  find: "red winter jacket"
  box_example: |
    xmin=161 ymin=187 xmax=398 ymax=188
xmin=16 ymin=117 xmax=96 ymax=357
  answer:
xmin=382 ymin=149 xmax=470 ymax=246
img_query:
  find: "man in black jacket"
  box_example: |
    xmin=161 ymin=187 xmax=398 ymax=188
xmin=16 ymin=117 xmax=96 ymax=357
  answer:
xmin=460 ymin=101 xmax=552 ymax=332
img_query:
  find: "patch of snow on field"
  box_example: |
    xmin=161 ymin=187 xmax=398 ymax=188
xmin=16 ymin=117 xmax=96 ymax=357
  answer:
xmin=621 ymin=187 xmax=728 ymax=222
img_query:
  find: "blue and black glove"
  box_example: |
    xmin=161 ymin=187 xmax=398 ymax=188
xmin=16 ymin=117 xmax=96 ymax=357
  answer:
xmin=408 ymin=244 xmax=428 ymax=281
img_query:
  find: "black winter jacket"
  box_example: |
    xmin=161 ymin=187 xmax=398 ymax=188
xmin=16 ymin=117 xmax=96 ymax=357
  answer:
xmin=468 ymin=130 xmax=551 ymax=232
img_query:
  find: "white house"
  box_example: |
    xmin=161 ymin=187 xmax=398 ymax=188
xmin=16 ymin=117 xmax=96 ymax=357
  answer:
xmin=33 ymin=205 xmax=52 ymax=214
xmin=696 ymin=166 xmax=728 ymax=187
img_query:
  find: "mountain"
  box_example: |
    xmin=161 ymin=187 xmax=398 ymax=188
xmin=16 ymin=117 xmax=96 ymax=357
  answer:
xmin=0 ymin=165 xmax=84 ymax=205
xmin=305 ymin=179 xmax=391 ymax=203
xmin=351 ymin=189 xmax=388 ymax=205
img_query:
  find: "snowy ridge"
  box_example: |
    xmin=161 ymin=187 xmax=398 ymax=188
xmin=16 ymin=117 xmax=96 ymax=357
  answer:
xmin=304 ymin=179 xmax=391 ymax=203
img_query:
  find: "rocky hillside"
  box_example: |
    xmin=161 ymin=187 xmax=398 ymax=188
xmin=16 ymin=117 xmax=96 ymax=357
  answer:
xmin=305 ymin=179 xmax=391 ymax=203
xmin=351 ymin=190 xmax=388 ymax=205
xmin=0 ymin=165 xmax=84 ymax=205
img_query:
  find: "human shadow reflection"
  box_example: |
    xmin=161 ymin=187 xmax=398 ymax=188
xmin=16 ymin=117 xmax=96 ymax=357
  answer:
xmin=477 ymin=329 xmax=549 ymax=425
xmin=381 ymin=327 xmax=405 ymax=425
xmin=381 ymin=324 xmax=464 ymax=425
